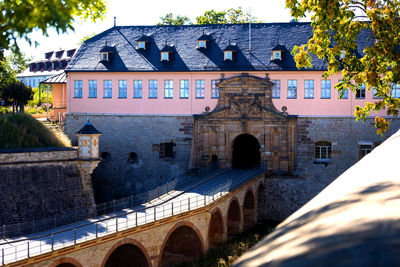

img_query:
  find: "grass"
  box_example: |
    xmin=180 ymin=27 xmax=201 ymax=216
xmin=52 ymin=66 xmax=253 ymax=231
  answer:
xmin=0 ymin=113 xmax=69 ymax=149
xmin=177 ymin=220 xmax=280 ymax=267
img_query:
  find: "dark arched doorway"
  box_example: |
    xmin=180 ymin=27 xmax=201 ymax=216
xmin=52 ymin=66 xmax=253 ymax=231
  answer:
xmin=227 ymin=199 xmax=241 ymax=238
xmin=232 ymin=134 xmax=260 ymax=169
xmin=243 ymin=190 xmax=256 ymax=229
xmin=208 ymin=209 xmax=225 ymax=247
xmin=104 ymin=244 xmax=149 ymax=267
xmin=161 ymin=226 xmax=203 ymax=267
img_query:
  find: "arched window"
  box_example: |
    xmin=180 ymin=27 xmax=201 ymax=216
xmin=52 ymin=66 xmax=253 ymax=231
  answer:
xmin=314 ymin=141 xmax=331 ymax=161
xmin=128 ymin=152 xmax=138 ymax=164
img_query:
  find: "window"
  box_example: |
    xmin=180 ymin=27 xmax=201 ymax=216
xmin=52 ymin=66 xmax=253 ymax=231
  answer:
xmin=271 ymin=80 xmax=281 ymax=98
xmin=118 ymin=80 xmax=127 ymax=98
xmin=224 ymin=51 xmax=232 ymax=61
xmin=373 ymin=87 xmax=380 ymax=99
xmin=321 ymin=80 xmax=331 ymax=99
xmin=134 ymin=80 xmax=142 ymax=98
xmin=100 ymin=52 xmax=109 ymax=61
xmin=315 ymin=141 xmax=332 ymax=161
xmin=103 ymin=80 xmax=112 ymax=98
xmin=180 ymin=80 xmax=189 ymax=99
xmin=74 ymin=80 xmax=82 ymax=98
xmin=161 ymin=52 xmax=169 ymax=61
xmin=287 ymin=80 xmax=297 ymax=99
xmin=159 ymin=142 xmax=175 ymax=158
xmin=164 ymin=80 xmax=173 ymax=98
xmin=127 ymin=152 xmax=138 ymax=164
xmin=149 ymin=80 xmax=157 ymax=98
xmin=196 ymin=80 xmax=205 ymax=99
xmin=356 ymin=84 xmax=366 ymax=99
xmin=359 ymin=144 xmax=372 ymax=159
xmin=138 ymin=41 xmax=146 ymax=49
xmin=89 ymin=80 xmax=97 ymax=98
xmin=392 ymin=84 xmax=400 ymax=98
xmin=304 ymin=80 xmax=314 ymax=99
xmin=211 ymin=80 xmax=219 ymax=99
xmin=198 ymin=40 xmax=206 ymax=48
xmin=338 ymin=80 xmax=348 ymax=99
xmin=340 ymin=50 xmax=345 ymax=59
xmin=273 ymin=51 xmax=281 ymax=60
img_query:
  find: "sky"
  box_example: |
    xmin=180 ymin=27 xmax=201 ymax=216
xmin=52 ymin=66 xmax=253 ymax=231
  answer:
xmin=18 ymin=0 xmax=307 ymax=60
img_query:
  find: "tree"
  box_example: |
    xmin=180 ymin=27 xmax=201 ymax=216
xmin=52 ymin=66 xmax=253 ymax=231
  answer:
xmin=1 ymin=81 xmax=33 ymax=114
xmin=196 ymin=7 xmax=262 ymax=24
xmin=157 ymin=13 xmax=192 ymax=25
xmin=286 ymin=0 xmax=400 ymax=135
xmin=0 ymin=0 xmax=106 ymax=52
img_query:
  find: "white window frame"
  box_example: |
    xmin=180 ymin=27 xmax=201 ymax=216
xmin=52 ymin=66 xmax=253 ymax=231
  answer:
xmin=224 ymin=51 xmax=233 ymax=61
xmin=74 ymin=80 xmax=82 ymax=98
xmin=273 ymin=51 xmax=281 ymax=60
xmin=100 ymin=52 xmax=109 ymax=61
xmin=161 ymin=52 xmax=169 ymax=61
xmin=149 ymin=80 xmax=157 ymax=99
xmin=89 ymin=80 xmax=97 ymax=98
xmin=287 ymin=80 xmax=297 ymax=99
xmin=304 ymin=80 xmax=314 ymax=99
xmin=180 ymin=80 xmax=189 ymax=99
xmin=315 ymin=141 xmax=332 ymax=162
xmin=359 ymin=143 xmax=372 ymax=159
xmin=134 ymin=80 xmax=142 ymax=98
xmin=198 ymin=40 xmax=207 ymax=48
xmin=211 ymin=80 xmax=219 ymax=99
xmin=392 ymin=83 xmax=400 ymax=98
xmin=321 ymin=80 xmax=331 ymax=99
xmin=164 ymin=80 xmax=173 ymax=98
xmin=195 ymin=80 xmax=205 ymax=99
xmin=138 ymin=41 xmax=146 ymax=49
xmin=103 ymin=80 xmax=112 ymax=98
xmin=118 ymin=80 xmax=127 ymax=98
xmin=356 ymin=84 xmax=366 ymax=99
xmin=271 ymin=80 xmax=281 ymax=98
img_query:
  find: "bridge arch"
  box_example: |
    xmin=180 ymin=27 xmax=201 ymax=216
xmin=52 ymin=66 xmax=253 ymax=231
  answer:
xmin=232 ymin=133 xmax=261 ymax=169
xmin=227 ymin=197 xmax=242 ymax=238
xmin=50 ymin=257 xmax=83 ymax=267
xmin=257 ymin=182 xmax=266 ymax=222
xmin=101 ymin=238 xmax=150 ymax=267
xmin=159 ymin=221 xmax=205 ymax=267
xmin=208 ymin=207 xmax=225 ymax=247
xmin=243 ymin=189 xmax=257 ymax=229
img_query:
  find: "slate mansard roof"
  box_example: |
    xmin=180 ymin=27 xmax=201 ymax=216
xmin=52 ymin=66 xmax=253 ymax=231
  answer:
xmin=66 ymin=23 xmax=373 ymax=73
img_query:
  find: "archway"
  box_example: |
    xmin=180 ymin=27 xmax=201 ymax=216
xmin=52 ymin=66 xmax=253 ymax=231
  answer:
xmin=104 ymin=243 xmax=149 ymax=267
xmin=160 ymin=225 xmax=203 ymax=267
xmin=56 ymin=264 xmax=76 ymax=267
xmin=208 ymin=208 xmax=225 ymax=247
xmin=227 ymin=198 xmax=241 ymax=238
xmin=232 ymin=134 xmax=260 ymax=169
xmin=257 ymin=183 xmax=265 ymax=222
xmin=50 ymin=257 xmax=83 ymax=267
xmin=243 ymin=190 xmax=256 ymax=229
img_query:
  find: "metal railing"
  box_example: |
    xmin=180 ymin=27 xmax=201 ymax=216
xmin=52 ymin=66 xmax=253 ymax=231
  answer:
xmin=0 ymin=168 xmax=263 ymax=266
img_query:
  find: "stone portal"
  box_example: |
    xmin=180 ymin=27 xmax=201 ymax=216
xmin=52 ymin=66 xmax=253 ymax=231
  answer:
xmin=192 ymin=73 xmax=296 ymax=172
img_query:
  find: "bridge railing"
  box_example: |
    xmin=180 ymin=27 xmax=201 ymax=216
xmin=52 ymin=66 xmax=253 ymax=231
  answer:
xmin=0 ymin=168 xmax=263 ymax=266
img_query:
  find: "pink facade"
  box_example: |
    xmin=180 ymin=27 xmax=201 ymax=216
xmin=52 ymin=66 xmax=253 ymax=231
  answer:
xmin=67 ymin=71 xmax=381 ymax=117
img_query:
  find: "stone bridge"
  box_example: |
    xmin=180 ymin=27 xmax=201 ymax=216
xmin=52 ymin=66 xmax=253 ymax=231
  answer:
xmin=2 ymin=169 xmax=266 ymax=267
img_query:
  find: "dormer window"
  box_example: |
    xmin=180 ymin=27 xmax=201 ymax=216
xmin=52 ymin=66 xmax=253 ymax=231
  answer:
xmin=224 ymin=51 xmax=233 ymax=61
xmin=138 ymin=41 xmax=146 ymax=50
xmin=161 ymin=52 xmax=169 ymax=61
xmin=99 ymin=42 xmax=115 ymax=62
xmin=198 ymin=40 xmax=207 ymax=49
xmin=273 ymin=51 xmax=281 ymax=60
xmin=100 ymin=52 xmax=109 ymax=61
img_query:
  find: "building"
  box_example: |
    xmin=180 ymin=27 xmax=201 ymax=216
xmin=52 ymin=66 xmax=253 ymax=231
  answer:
xmin=59 ymin=23 xmax=399 ymax=203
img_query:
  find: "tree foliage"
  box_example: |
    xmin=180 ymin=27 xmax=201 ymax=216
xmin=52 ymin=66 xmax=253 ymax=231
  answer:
xmin=157 ymin=13 xmax=192 ymax=25
xmin=0 ymin=0 xmax=106 ymax=52
xmin=286 ymin=0 xmax=400 ymax=135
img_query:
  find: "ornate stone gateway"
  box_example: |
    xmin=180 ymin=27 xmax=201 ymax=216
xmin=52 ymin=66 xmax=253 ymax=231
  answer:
xmin=192 ymin=73 xmax=296 ymax=172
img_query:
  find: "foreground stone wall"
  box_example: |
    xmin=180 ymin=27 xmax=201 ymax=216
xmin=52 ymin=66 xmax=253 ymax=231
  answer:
xmin=65 ymin=114 xmax=194 ymax=203
xmin=0 ymin=148 xmax=96 ymax=227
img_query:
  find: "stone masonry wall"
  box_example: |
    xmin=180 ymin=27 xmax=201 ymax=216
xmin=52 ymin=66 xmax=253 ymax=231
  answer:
xmin=65 ymin=114 xmax=194 ymax=203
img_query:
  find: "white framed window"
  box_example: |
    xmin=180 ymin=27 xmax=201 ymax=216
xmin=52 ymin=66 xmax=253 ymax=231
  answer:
xmin=359 ymin=144 xmax=372 ymax=159
xmin=321 ymin=80 xmax=331 ymax=99
xmin=272 ymin=80 xmax=281 ymax=98
xmin=304 ymin=80 xmax=314 ymax=99
xmin=138 ymin=41 xmax=146 ymax=49
xmin=89 ymin=80 xmax=97 ymax=98
xmin=198 ymin=40 xmax=207 ymax=48
xmin=356 ymin=84 xmax=366 ymax=99
xmin=392 ymin=83 xmax=400 ymax=98
xmin=103 ymin=80 xmax=112 ymax=98
xmin=273 ymin=51 xmax=281 ymax=60
xmin=118 ymin=80 xmax=127 ymax=98
xmin=164 ymin=80 xmax=173 ymax=98
xmin=315 ymin=141 xmax=332 ymax=161
xmin=287 ymin=80 xmax=297 ymax=99
xmin=161 ymin=52 xmax=169 ymax=61
xmin=149 ymin=80 xmax=157 ymax=98
xmin=74 ymin=80 xmax=82 ymax=98
xmin=134 ymin=80 xmax=142 ymax=98
xmin=180 ymin=80 xmax=189 ymax=99
xmin=211 ymin=80 xmax=219 ymax=99
xmin=100 ymin=52 xmax=109 ymax=61
xmin=196 ymin=80 xmax=205 ymax=99
xmin=224 ymin=51 xmax=232 ymax=61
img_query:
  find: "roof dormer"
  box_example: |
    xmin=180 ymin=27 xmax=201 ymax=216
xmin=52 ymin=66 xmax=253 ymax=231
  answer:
xmin=99 ymin=41 xmax=115 ymax=62
xmin=271 ymin=41 xmax=286 ymax=61
xmin=160 ymin=41 xmax=175 ymax=62
xmin=223 ymin=40 xmax=238 ymax=61
xmin=136 ymin=32 xmax=151 ymax=50
xmin=197 ymin=30 xmax=212 ymax=49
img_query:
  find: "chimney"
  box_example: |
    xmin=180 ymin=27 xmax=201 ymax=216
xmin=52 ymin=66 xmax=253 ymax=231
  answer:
xmin=114 ymin=16 xmax=116 ymax=27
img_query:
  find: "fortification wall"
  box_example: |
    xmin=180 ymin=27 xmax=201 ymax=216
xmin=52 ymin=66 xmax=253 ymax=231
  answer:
xmin=65 ymin=114 xmax=194 ymax=203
